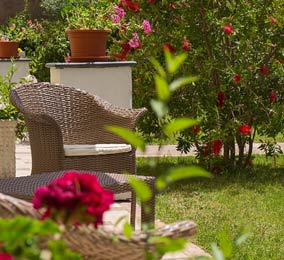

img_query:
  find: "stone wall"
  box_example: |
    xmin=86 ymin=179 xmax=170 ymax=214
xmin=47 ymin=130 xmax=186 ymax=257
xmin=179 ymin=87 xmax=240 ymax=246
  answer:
xmin=0 ymin=0 xmax=41 ymax=22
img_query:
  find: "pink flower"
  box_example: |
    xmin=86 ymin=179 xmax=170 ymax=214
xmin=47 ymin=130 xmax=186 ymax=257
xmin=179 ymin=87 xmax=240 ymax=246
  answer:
xmin=27 ymin=19 xmax=33 ymax=27
xmin=142 ymin=20 xmax=151 ymax=34
xmin=270 ymin=90 xmax=277 ymax=103
xmin=114 ymin=5 xmax=126 ymax=18
xmin=111 ymin=14 xmax=121 ymax=24
xmin=33 ymin=171 xmax=114 ymax=228
xmin=163 ymin=43 xmax=175 ymax=53
xmin=217 ymin=91 xmax=225 ymax=107
xmin=182 ymin=39 xmax=191 ymax=51
xmin=259 ymin=64 xmax=270 ymax=77
xmin=212 ymin=140 xmax=222 ymax=155
xmin=233 ymin=74 xmax=241 ymax=83
xmin=128 ymin=32 xmax=141 ymax=49
xmin=65 ymin=53 xmax=71 ymax=63
xmin=222 ymin=24 xmax=234 ymax=34
xmin=238 ymin=125 xmax=252 ymax=135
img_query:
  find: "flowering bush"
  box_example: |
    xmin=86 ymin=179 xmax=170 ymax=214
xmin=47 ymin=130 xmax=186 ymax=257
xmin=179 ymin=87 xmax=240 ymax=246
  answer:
xmin=0 ymin=13 xmax=43 ymax=42
xmin=121 ymin=0 xmax=284 ymax=170
xmin=33 ymin=171 xmax=114 ymax=228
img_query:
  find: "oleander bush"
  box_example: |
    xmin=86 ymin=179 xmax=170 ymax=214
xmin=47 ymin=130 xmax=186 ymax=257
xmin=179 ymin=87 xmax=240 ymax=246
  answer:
xmin=122 ymin=0 xmax=284 ymax=170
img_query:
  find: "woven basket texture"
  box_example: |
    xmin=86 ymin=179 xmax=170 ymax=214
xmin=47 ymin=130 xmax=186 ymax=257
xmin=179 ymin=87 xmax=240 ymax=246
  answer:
xmin=0 ymin=121 xmax=16 ymax=178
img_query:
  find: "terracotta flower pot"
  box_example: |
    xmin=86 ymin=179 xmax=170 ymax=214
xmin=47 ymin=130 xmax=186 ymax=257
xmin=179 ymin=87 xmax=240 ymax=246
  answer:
xmin=0 ymin=41 xmax=20 ymax=58
xmin=66 ymin=29 xmax=110 ymax=61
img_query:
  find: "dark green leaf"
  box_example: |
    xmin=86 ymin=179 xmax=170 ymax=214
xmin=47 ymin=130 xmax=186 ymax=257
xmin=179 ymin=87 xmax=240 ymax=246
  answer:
xmin=150 ymin=99 xmax=168 ymax=119
xmin=155 ymin=75 xmax=170 ymax=102
xmin=105 ymin=126 xmax=145 ymax=152
xmin=212 ymin=243 xmax=226 ymax=260
xmin=150 ymin=57 xmax=166 ymax=78
xmin=167 ymin=53 xmax=188 ymax=74
xmin=150 ymin=237 xmax=187 ymax=255
xmin=156 ymin=166 xmax=211 ymax=190
xmin=123 ymin=222 xmax=133 ymax=239
xmin=235 ymin=232 xmax=251 ymax=246
xmin=169 ymin=76 xmax=199 ymax=92
xmin=163 ymin=118 xmax=199 ymax=136
xmin=129 ymin=176 xmax=152 ymax=202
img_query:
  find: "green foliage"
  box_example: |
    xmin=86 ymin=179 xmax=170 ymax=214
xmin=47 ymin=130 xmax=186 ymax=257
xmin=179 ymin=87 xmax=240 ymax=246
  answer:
xmin=0 ymin=63 xmax=18 ymax=120
xmin=61 ymin=0 xmax=115 ymax=30
xmin=106 ymin=126 xmax=146 ymax=152
xmin=0 ymin=62 xmax=27 ymax=139
xmin=0 ymin=216 xmax=81 ymax=259
xmin=125 ymin=0 xmax=284 ymax=169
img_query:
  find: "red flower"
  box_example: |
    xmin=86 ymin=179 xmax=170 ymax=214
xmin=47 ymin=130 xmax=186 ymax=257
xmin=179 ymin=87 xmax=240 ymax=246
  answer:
xmin=169 ymin=3 xmax=176 ymax=9
xmin=270 ymin=17 xmax=277 ymax=24
xmin=163 ymin=43 xmax=175 ymax=53
xmin=192 ymin=125 xmax=200 ymax=134
xmin=119 ymin=0 xmax=140 ymax=12
xmin=270 ymin=90 xmax=277 ymax=103
xmin=182 ymin=39 xmax=191 ymax=51
xmin=212 ymin=140 xmax=222 ymax=155
xmin=259 ymin=64 xmax=270 ymax=77
xmin=204 ymin=143 xmax=209 ymax=157
xmin=233 ymin=74 xmax=241 ymax=83
xmin=33 ymin=171 xmax=114 ymax=228
xmin=27 ymin=19 xmax=33 ymax=27
xmin=222 ymin=24 xmax=234 ymax=34
xmin=238 ymin=125 xmax=252 ymax=135
xmin=149 ymin=0 xmax=156 ymax=3
xmin=247 ymin=159 xmax=253 ymax=165
xmin=0 ymin=253 xmax=13 ymax=260
xmin=217 ymin=91 xmax=225 ymax=107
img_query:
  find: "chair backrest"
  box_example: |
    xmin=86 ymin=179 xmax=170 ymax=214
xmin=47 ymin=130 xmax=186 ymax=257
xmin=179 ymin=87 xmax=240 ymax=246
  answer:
xmin=10 ymin=82 xmax=108 ymax=144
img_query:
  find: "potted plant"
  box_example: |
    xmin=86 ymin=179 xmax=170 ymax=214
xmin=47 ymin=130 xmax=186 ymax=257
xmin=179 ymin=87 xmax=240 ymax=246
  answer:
xmin=0 ymin=34 xmax=20 ymax=59
xmin=0 ymin=14 xmax=36 ymax=59
xmin=62 ymin=0 xmax=118 ymax=61
xmin=0 ymin=64 xmax=20 ymax=177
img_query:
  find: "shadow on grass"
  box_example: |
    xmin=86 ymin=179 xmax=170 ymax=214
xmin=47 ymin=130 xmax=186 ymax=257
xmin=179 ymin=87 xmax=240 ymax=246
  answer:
xmin=137 ymin=156 xmax=284 ymax=193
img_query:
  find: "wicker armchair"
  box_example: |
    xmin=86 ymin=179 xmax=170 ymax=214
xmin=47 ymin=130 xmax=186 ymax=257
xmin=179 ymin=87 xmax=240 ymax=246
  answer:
xmin=0 ymin=193 xmax=198 ymax=260
xmin=10 ymin=82 xmax=147 ymax=175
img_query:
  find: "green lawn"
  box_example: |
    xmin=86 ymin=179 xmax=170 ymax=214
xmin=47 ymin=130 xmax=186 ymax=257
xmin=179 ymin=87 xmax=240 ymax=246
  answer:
xmin=137 ymin=156 xmax=284 ymax=259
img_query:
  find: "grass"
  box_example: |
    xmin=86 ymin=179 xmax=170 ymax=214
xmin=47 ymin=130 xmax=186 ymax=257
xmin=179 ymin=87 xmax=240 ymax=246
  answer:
xmin=144 ymin=133 xmax=284 ymax=144
xmin=137 ymin=156 xmax=284 ymax=259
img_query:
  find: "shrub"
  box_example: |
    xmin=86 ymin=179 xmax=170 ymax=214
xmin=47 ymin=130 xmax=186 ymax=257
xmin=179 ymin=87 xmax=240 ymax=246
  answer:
xmin=121 ymin=0 xmax=284 ymax=169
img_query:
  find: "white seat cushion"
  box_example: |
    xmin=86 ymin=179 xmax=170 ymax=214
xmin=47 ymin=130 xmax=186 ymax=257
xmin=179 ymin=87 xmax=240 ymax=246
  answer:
xmin=64 ymin=144 xmax=132 ymax=157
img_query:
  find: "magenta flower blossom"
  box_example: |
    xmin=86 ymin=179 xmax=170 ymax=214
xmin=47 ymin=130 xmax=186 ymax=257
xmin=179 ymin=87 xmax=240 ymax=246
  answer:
xmin=33 ymin=171 xmax=114 ymax=228
xmin=114 ymin=5 xmax=126 ymax=18
xmin=142 ymin=20 xmax=151 ymax=34
xmin=128 ymin=33 xmax=141 ymax=49
xmin=111 ymin=14 xmax=121 ymax=24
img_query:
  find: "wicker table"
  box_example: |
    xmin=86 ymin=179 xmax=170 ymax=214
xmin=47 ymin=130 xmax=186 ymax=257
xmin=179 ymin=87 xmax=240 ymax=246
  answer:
xmin=0 ymin=171 xmax=155 ymax=228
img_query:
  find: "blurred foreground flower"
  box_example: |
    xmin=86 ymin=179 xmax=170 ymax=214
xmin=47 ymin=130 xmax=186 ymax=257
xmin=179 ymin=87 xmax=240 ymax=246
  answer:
xmin=33 ymin=171 xmax=114 ymax=228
